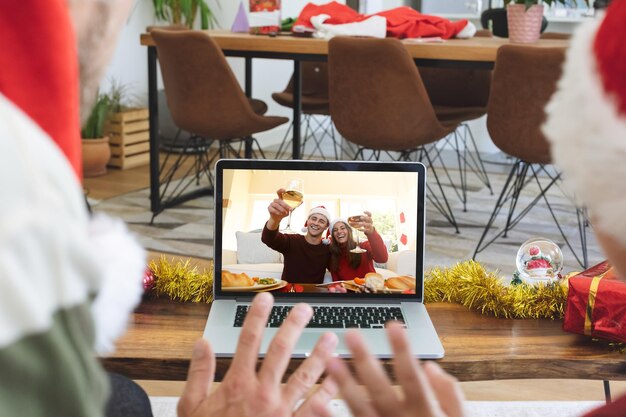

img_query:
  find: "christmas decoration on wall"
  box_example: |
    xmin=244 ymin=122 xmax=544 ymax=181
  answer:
xmin=148 ymin=256 xmax=213 ymax=303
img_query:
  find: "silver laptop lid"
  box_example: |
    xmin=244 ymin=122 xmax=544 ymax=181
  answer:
xmin=213 ymin=159 xmax=426 ymax=302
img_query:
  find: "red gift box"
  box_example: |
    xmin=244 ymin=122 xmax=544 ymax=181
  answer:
xmin=563 ymin=261 xmax=626 ymax=343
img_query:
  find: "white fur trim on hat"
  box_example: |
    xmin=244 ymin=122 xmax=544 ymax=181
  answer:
xmin=543 ymin=11 xmax=626 ymax=248
xmin=308 ymin=206 xmax=331 ymax=223
xmin=329 ymin=217 xmax=349 ymax=234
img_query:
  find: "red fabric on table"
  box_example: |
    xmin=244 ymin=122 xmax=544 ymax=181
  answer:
xmin=293 ymin=1 xmax=469 ymax=39
xmin=0 ymin=0 xmax=82 ymax=180
xmin=563 ymin=264 xmax=626 ymax=343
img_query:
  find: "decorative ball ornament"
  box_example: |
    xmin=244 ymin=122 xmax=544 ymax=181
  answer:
xmin=515 ymin=237 xmax=563 ymax=284
xmin=143 ymin=268 xmax=155 ymax=291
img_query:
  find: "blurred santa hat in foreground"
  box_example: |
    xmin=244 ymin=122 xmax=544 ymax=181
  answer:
xmin=543 ymin=0 xmax=626 ymax=247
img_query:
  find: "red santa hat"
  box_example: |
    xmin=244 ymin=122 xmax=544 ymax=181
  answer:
xmin=543 ymin=0 xmax=626 ymax=247
xmin=301 ymin=206 xmax=332 ymax=237
xmin=323 ymin=217 xmax=349 ymax=245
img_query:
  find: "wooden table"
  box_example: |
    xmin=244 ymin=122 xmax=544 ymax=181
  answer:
xmin=139 ymin=31 xmax=568 ymax=216
xmin=102 ymin=297 xmax=626 ymax=383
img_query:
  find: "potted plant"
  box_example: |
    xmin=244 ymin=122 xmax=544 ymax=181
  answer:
xmin=504 ymin=0 xmax=587 ymax=43
xmin=81 ymin=92 xmax=112 ymax=177
xmin=104 ymin=80 xmax=151 ymax=170
xmin=152 ymin=0 xmax=218 ymax=29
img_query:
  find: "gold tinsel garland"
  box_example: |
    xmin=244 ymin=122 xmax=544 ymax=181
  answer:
xmin=149 ymin=256 xmax=214 ymax=303
xmin=424 ymin=260 xmax=568 ymax=319
xmin=148 ymin=257 xmax=568 ymax=318
xmin=148 ymin=257 xmax=626 ymax=352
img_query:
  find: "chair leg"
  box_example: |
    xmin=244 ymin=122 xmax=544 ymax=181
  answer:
xmin=275 ymin=122 xmax=294 ymax=159
xmin=462 ymin=124 xmax=493 ymax=195
xmin=351 ymin=143 xmax=459 ymax=233
xmin=420 ymin=147 xmax=460 ymax=233
xmin=151 ymin=134 xmax=215 ymax=223
xmin=472 ymin=160 xmax=521 ymax=258
xmin=473 ymin=160 xmax=589 ymax=268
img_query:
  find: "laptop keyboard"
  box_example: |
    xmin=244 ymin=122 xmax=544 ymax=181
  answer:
xmin=234 ymin=305 xmax=406 ymax=329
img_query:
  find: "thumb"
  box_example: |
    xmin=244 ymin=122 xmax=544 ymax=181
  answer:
xmin=177 ymin=339 xmax=215 ymax=417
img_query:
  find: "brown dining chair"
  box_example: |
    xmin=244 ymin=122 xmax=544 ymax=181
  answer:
xmin=540 ymin=32 xmax=571 ymax=40
xmin=328 ymin=36 xmax=461 ymax=232
xmin=150 ymin=29 xmax=288 ymax=216
xmin=472 ymin=45 xmax=588 ymax=268
xmin=272 ymin=62 xmax=349 ymax=160
xmin=418 ymin=29 xmax=494 ymax=211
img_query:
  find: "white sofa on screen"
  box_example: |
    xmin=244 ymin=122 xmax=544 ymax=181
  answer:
xmin=222 ymin=231 xmax=416 ymax=283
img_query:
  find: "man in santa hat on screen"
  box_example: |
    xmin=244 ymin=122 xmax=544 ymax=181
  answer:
xmin=262 ymin=193 xmax=331 ymax=284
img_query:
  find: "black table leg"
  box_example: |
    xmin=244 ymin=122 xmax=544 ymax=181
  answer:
xmin=604 ymin=380 xmax=611 ymax=404
xmin=292 ymin=60 xmax=302 ymax=160
xmin=147 ymin=46 xmax=160 ymax=215
xmin=244 ymin=57 xmax=253 ymax=158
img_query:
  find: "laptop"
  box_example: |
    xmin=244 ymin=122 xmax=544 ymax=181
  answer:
xmin=203 ymin=159 xmax=444 ymax=358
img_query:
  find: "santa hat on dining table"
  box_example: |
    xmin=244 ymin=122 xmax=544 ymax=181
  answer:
xmin=543 ymin=0 xmax=626 ymax=247
xmin=302 ymin=206 xmax=332 ymax=244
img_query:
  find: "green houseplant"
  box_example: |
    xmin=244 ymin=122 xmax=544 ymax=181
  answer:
xmin=81 ymin=93 xmax=112 ymax=177
xmin=152 ymin=0 xmax=218 ymax=29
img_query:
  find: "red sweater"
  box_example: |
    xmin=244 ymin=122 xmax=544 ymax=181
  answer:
xmin=262 ymin=225 xmax=330 ymax=284
xmin=330 ymin=230 xmax=388 ymax=282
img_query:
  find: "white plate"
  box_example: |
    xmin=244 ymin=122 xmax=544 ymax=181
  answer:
xmin=223 ymin=279 xmax=287 ymax=292
xmin=344 ymin=280 xmax=413 ymax=294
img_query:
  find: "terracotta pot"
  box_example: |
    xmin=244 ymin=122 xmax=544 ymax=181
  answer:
xmin=82 ymin=136 xmax=111 ymax=177
xmin=507 ymin=4 xmax=544 ymax=44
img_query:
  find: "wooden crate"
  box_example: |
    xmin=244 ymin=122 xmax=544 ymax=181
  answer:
xmin=104 ymin=108 xmax=150 ymax=170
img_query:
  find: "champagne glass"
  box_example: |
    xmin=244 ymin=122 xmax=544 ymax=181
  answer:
xmin=281 ymin=179 xmax=303 ymax=233
xmin=348 ymin=214 xmax=367 ymax=254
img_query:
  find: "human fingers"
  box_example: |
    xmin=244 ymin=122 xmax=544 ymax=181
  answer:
xmin=283 ymin=332 xmax=338 ymax=406
xmin=326 ymin=358 xmax=378 ymax=417
xmin=177 ymin=339 xmax=215 ymax=417
xmin=423 ymin=362 xmax=466 ymax=417
xmin=344 ymin=330 xmax=400 ymax=415
xmin=294 ymin=376 xmax=339 ymax=417
xmin=259 ymin=303 xmax=313 ymax=385
xmin=276 ymin=188 xmax=286 ymax=198
xmin=230 ymin=292 xmax=274 ymax=374
xmin=386 ymin=323 xmax=439 ymax=416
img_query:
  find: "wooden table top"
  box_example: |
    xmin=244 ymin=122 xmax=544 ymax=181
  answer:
xmin=102 ymin=297 xmax=626 ymax=382
xmin=140 ymin=30 xmax=569 ymax=63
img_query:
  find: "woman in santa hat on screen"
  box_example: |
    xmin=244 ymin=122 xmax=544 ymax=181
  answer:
xmin=327 ymin=212 xmax=388 ymax=282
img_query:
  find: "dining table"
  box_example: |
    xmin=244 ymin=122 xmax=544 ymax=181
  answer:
xmin=139 ymin=30 xmax=569 ymax=216
xmin=102 ymin=294 xmax=625 ymax=403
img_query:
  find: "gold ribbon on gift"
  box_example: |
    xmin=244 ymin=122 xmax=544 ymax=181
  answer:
xmin=584 ymin=276 xmax=603 ymax=336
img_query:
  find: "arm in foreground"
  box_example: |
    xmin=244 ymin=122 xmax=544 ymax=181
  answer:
xmin=177 ymin=292 xmax=338 ymax=417
xmin=323 ymin=323 xmax=465 ymax=417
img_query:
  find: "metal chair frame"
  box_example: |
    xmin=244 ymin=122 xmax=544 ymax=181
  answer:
xmin=427 ymin=123 xmax=494 ymax=212
xmin=275 ymin=114 xmax=353 ymax=160
xmin=351 ymin=144 xmax=460 ymax=233
xmin=153 ymin=130 xmax=265 ymax=223
xmin=472 ymin=159 xmax=589 ymax=268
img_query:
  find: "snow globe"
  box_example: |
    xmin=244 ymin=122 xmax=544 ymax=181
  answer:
xmin=515 ymin=237 xmax=563 ymax=284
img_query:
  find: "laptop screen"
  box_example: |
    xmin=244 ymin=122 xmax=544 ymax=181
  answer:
xmin=213 ymin=159 xmax=425 ymax=301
